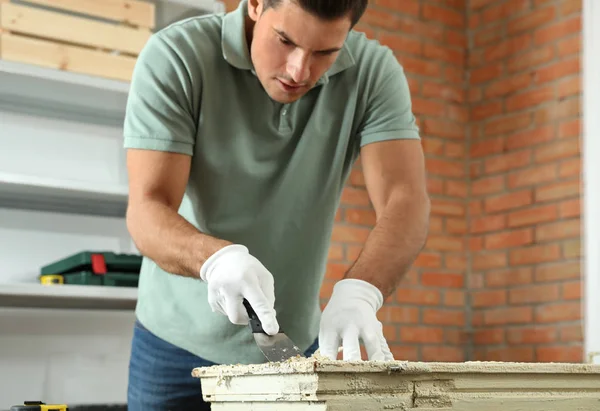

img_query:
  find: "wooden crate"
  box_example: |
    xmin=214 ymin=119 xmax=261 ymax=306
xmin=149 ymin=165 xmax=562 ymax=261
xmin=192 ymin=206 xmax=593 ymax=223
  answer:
xmin=0 ymin=0 xmax=155 ymax=82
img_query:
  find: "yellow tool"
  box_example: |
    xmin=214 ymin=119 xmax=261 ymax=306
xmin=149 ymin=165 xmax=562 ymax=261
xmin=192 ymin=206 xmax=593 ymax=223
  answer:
xmin=10 ymin=401 xmax=67 ymax=410
xmin=39 ymin=275 xmax=64 ymax=285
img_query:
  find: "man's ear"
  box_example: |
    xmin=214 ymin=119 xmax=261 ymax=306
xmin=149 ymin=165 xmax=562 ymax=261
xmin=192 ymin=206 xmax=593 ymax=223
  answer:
xmin=247 ymin=0 xmax=264 ymax=22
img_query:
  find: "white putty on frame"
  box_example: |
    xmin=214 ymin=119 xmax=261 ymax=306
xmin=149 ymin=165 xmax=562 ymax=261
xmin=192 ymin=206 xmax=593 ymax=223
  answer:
xmin=192 ymin=354 xmax=600 ymax=410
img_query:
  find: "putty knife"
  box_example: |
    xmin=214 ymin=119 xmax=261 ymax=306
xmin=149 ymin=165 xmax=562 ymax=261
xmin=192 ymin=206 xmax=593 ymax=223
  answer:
xmin=243 ymin=298 xmax=305 ymax=362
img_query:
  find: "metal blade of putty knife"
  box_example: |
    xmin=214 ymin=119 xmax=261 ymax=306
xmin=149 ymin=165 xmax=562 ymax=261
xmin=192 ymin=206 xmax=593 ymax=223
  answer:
xmin=243 ymin=298 xmax=305 ymax=362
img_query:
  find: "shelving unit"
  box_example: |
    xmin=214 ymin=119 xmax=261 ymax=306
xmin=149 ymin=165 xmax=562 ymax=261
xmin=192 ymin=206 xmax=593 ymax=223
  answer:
xmin=0 ymin=59 xmax=130 ymax=127
xmin=0 ymin=172 xmax=129 ymax=218
xmin=0 ymin=283 xmax=137 ymax=311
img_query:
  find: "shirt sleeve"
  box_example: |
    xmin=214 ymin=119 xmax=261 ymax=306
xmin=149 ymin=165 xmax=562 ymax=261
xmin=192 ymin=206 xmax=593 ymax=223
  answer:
xmin=356 ymin=52 xmax=420 ymax=147
xmin=123 ymin=32 xmax=198 ymax=156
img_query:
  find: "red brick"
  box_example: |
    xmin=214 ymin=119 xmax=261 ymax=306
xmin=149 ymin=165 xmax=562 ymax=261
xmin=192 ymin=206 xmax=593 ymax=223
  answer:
xmin=560 ymin=324 xmax=583 ymax=342
xmin=558 ymin=119 xmax=581 ymax=139
xmin=508 ymin=163 xmax=558 ymax=188
xmin=484 ymin=228 xmax=534 ymax=249
xmin=379 ymin=306 xmax=420 ymax=324
xmin=485 ymin=73 xmax=532 ymax=99
xmin=535 ymin=16 xmax=582 ymax=45
xmin=362 ymin=8 xmax=402 ymax=30
xmin=428 ymin=217 xmax=444 ymax=233
xmin=536 ymin=179 xmax=580 ymax=202
xmin=534 ymin=139 xmax=580 ymax=163
xmin=509 ymin=243 xmax=561 ymax=265
xmin=472 ymin=251 xmax=507 ymax=271
xmin=471 ymin=215 xmax=507 ymax=234
xmin=474 ymin=328 xmax=505 ymax=345
xmin=559 ymin=159 xmax=581 ymax=178
xmin=424 ymin=43 xmax=466 ymax=67
xmin=563 ymin=239 xmax=581 ymax=258
xmin=562 ymin=281 xmax=582 ymax=300
xmin=341 ymin=187 xmax=370 ymax=206
xmin=481 ymin=0 xmax=530 ymax=24
xmin=509 ymin=283 xmax=560 ymax=304
xmin=325 ymin=262 xmax=351 ymax=280
xmin=396 ymin=288 xmax=441 ymax=306
xmin=505 ymin=86 xmax=554 ymax=112
xmin=348 ymin=168 xmax=365 ymax=187
xmin=426 ymin=236 xmax=465 ymax=252
xmin=422 ymin=346 xmax=465 ymax=362
xmin=484 ymin=150 xmax=532 ymax=174
xmin=400 ymin=326 xmax=444 ymax=343
xmin=485 ymin=267 xmax=533 ymax=288
xmin=331 ymin=225 xmax=370 ymax=244
xmin=374 ymin=0 xmax=420 ymax=15
xmin=379 ymin=32 xmax=422 ymax=56
xmin=507 ymin=44 xmax=554 ymax=73
xmin=427 ymin=178 xmax=444 ymax=195
xmin=536 ymin=219 xmax=580 ymax=242
xmin=557 ymin=34 xmax=581 ymax=56
xmin=431 ymin=198 xmax=466 ymax=216
xmin=535 ymin=261 xmax=581 ymax=282
xmin=447 ymin=30 xmax=468 ymax=48
xmin=535 ymin=302 xmax=582 ymax=323
xmin=470 ymin=236 xmax=483 ymax=251
xmin=444 ymin=290 xmax=465 ymax=306
xmin=423 ymin=4 xmax=465 ymax=28
xmin=470 ymin=0 xmax=496 ymax=10
xmin=444 ymin=328 xmax=469 ymax=345
xmin=534 ymin=57 xmax=580 ymax=84
xmin=470 ymin=100 xmax=504 ymax=121
xmin=471 ymin=175 xmax=506 ymax=196
xmin=413 ymin=252 xmax=443 ymax=269
xmin=445 ymin=141 xmax=466 ymax=159
xmin=328 ymin=244 xmax=344 ymax=261
xmin=445 ymin=180 xmax=468 ymax=198
xmin=423 ymin=308 xmax=465 ymax=326
xmin=400 ymin=55 xmax=442 ymax=77
xmin=421 ymin=272 xmax=464 ymax=288
xmin=473 ymin=25 xmax=504 ymax=47
xmin=508 ymin=6 xmax=555 ymax=35
xmin=446 ymin=218 xmax=468 ymax=234
xmin=382 ymin=324 xmax=397 ymax=342
xmin=470 ymin=137 xmax=505 ymax=159
xmin=561 ymin=0 xmax=581 ymax=15
xmin=537 ymin=345 xmax=583 ymax=363
xmin=470 ymin=63 xmax=503 ymax=84
xmin=484 ymin=33 xmax=532 ymax=63
xmin=471 ymin=290 xmax=507 ymax=307
xmin=389 ymin=345 xmax=419 ymax=361
xmin=422 ymin=83 xmax=466 ymax=104
xmin=413 ymin=97 xmax=446 ymax=117
xmin=484 ymin=189 xmax=533 ymax=213
xmin=507 ymin=204 xmax=559 ymax=227
xmin=484 ymin=112 xmax=532 ymax=136
xmin=507 ymin=326 xmax=557 ymax=344
xmin=505 ymin=126 xmax=555 ymax=150
xmin=535 ymin=98 xmax=580 ymax=124
xmin=345 ymin=208 xmax=376 ymax=226
xmin=559 ymin=198 xmax=581 ymax=218
xmin=558 ymin=76 xmax=581 ymax=99
xmin=484 ymin=306 xmax=533 ymax=325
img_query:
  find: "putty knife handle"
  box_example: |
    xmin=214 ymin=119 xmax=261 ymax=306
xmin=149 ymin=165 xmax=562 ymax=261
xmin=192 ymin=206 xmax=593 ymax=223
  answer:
xmin=243 ymin=298 xmax=265 ymax=334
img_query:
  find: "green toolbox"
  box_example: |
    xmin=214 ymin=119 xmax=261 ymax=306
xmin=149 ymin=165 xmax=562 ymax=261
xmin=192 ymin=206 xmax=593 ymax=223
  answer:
xmin=39 ymin=251 xmax=142 ymax=288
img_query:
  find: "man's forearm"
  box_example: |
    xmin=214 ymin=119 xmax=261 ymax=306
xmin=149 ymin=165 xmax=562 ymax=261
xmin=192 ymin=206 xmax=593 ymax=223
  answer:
xmin=344 ymin=193 xmax=430 ymax=299
xmin=126 ymin=199 xmax=232 ymax=278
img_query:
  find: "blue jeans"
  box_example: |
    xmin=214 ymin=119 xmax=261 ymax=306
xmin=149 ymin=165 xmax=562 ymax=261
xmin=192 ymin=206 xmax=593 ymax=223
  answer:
xmin=127 ymin=319 xmax=319 ymax=410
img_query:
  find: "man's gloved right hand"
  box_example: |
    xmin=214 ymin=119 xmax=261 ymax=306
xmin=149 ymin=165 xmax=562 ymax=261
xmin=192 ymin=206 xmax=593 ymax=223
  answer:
xmin=199 ymin=244 xmax=279 ymax=335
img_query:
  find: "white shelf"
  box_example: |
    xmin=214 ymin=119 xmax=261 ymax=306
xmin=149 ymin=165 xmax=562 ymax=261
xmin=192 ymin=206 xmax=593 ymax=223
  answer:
xmin=157 ymin=0 xmax=226 ymax=13
xmin=0 ymin=59 xmax=130 ymax=126
xmin=0 ymin=283 xmax=137 ymax=311
xmin=0 ymin=172 xmax=129 ymax=218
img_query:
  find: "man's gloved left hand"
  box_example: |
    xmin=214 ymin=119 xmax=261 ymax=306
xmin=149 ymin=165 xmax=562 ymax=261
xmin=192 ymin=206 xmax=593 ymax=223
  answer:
xmin=319 ymin=278 xmax=394 ymax=361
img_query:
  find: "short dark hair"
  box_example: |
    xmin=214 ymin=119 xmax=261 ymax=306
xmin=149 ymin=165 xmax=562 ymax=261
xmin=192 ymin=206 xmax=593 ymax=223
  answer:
xmin=263 ymin=0 xmax=368 ymax=27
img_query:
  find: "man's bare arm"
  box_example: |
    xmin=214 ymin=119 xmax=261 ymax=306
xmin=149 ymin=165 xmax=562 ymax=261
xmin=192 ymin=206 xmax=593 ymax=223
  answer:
xmin=344 ymin=139 xmax=430 ymax=299
xmin=125 ymin=148 xmax=231 ymax=278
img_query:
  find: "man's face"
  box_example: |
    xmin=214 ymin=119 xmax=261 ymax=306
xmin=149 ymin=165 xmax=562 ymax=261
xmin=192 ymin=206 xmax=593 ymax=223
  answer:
xmin=247 ymin=0 xmax=352 ymax=104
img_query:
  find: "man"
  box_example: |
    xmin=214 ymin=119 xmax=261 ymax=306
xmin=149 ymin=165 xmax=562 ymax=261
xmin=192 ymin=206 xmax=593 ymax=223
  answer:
xmin=123 ymin=0 xmax=430 ymax=409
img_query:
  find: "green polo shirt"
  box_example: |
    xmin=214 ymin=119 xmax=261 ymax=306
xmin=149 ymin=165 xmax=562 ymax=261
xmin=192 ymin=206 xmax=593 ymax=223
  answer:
xmin=123 ymin=0 xmax=420 ymax=365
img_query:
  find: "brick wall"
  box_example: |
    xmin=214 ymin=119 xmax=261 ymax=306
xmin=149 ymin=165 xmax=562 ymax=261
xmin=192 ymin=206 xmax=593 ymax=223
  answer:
xmin=467 ymin=0 xmax=583 ymax=362
xmin=220 ymin=0 xmax=584 ymax=363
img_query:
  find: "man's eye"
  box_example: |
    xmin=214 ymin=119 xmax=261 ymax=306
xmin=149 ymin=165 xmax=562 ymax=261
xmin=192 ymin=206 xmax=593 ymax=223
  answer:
xmin=279 ymin=37 xmax=291 ymax=45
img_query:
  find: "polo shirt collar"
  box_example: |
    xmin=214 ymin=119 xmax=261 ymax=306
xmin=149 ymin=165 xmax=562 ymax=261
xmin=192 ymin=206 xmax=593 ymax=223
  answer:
xmin=221 ymin=0 xmax=355 ymax=85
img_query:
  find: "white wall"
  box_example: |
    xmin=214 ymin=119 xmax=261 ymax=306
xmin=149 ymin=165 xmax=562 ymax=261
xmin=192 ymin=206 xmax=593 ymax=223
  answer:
xmin=583 ymin=0 xmax=600 ymax=365
xmin=0 ymin=108 xmax=135 ymax=408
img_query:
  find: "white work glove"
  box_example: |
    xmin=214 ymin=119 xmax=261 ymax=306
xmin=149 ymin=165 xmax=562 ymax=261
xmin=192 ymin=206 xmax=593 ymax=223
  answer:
xmin=319 ymin=278 xmax=394 ymax=361
xmin=199 ymin=244 xmax=279 ymax=335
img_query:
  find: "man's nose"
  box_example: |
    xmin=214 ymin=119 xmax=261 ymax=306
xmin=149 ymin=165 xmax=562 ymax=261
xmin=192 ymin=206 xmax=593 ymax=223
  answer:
xmin=286 ymin=49 xmax=310 ymax=84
